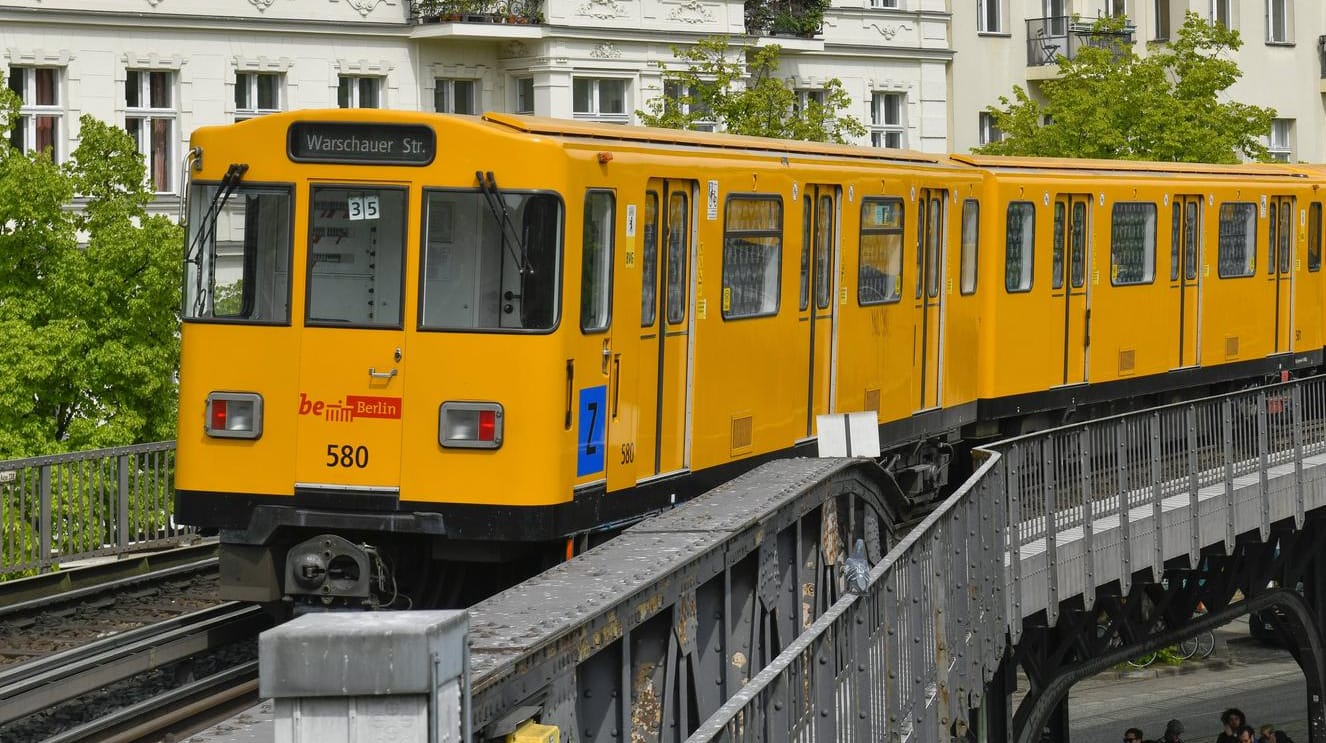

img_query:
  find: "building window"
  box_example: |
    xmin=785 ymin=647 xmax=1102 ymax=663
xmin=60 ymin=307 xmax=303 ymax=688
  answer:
xmin=125 ymin=70 xmax=176 ymax=193
xmin=795 ymin=88 xmax=825 ymax=115
xmin=1154 ymin=0 xmax=1172 ymax=39
xmin=338 ymin=76 xmax=381 ymax=109
xmin=434 ymin=78 xmax=478 ymax=115
xmin=573 ymin=78 xmax=628 ymax=124
xmin=663 ymin=81 xmax=715 ymax=132
xmin=1210 ymin=0 xmax=1232 ymax=28
xmin=978 ymin=112 xmax=1003 ymax=145
xmin=514 ymin=77 xmax=535 ymax=114
xmin=1104 ymin=0 xmax=1127 ymax=16
xmin=977 ymin=0 xmax=1002 ymax=32
xmin=235 ymin=72 xmax=282 ymax=120
xmin=1267 ymin=118 xmax=1293 ymax=162
xmin=7 ymin=66 xmax=62 ymax=161
xmin=1266 ymin=0 xmax=1291 ymax=43
xmin=870 ymin=92 xmax=904 ymax=149
xmin=870 ymin=0 xmax=899 ymax=7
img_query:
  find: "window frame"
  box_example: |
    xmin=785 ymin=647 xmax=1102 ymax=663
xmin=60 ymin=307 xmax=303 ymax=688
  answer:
xmin=1217 ymin=201 xmax=1258 ymax=279
xmin=338 ymin=75 xmax=383 ymax=109
xmin=434 ymin=78 xmax=479 ymax=115
xmin=8 ymin=65 xmax=63 ymax=161
xmin=977 ymin=0 xmax=1003 ymax=33
xmin=1004 ymin=201 xmax=1036 ymax=293
xmin=1310 ymin=202 xmax=1322 ymax=273
xmin=1265 ymin=0 xmax=1292 ymax=43
xmin=1109 ymin=201 xmax=1159 ymax=286
xmin=1154 ymin=0 xmax=1172 ymax=39
xmin=858 ymin=196 xmax=905 ymax=306
xmin=1267 ymin=118 xmax=1293 ymax=162
xmin=662 ymin=81 xmax=715 ymax=132
xmin=580 ymin=189 xmax=616 ymax=334
xmin=514 ymin=76 xmax=535 ymax=114
xmin=572 ymin=77 xmax=630 ymax=124
xmin=960 ymin=199 xmax=980 ymax=295
xmin=234 ymin=71 xmax=283 ymax=120
xmin=870 ymin=92 xmax=905 ymax=149
xmin=1210 ymin=0 xmax=1233 ymax=28
xmin=721 ymin=193 xmax=784 ymax=321
xmin=125 ymin=68 xmax=177 ymax=194
xmin=304 ymin=184 xmax=409 ymax=330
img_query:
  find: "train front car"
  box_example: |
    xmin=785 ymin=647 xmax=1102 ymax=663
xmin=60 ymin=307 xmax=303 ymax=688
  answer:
xmin=174 ymin=110 xmax=572 ymax=609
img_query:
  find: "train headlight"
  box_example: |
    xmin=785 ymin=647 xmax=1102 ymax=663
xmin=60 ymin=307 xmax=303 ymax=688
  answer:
xmin=439 ymin=402 xmax=503 ymax=449
xmin=205 ymin=392 xmax=264 ymax=439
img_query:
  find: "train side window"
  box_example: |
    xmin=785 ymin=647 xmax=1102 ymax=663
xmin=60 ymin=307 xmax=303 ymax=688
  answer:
xmin=666 ymin=191 xmax=688 ymax=324
xmin=184 ymin=184 xmax=293 ymax=323
xmin=1004 ymin=201 xmax=1034 ymax=292
xmin=641 ymin=192 xmax=659 ymax=327
xmin=1170 ymin=202 xmax=1181 ymax=282
xmin=1052 ymin=200 xmax=1065 ymax=290
xmin=915 ymin=198 xmax=926 ymax=299
xmin=1310 ymin=202 xmax=1322 ymax=272
xmin=815 ymin=194 xmax=833 ymax=310
xmin=420 ymin=189 xmax=562 ymax=331
xmin=581 ymin=189 xmax=615 ymax=332
xmin=859 ymin=197 xmax=904 ymax=305
xmin=721 ymin=194 xmax=782 ymax=319
xmin=1110 ymin=202 xmax=1157 ymax=286
xmin=800 ymin=195 xmax=811 ymax=312
xmin=960 ymin=199 xmax=978 ymax=295
xmin=1217 ymin=202 xmax=1257 ymax=278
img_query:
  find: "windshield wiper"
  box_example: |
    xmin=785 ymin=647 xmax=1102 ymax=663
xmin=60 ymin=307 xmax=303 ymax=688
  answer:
xmin=475 ymin=170 xmax=530 ymax=276
xmin=187 ymin=163 xmax=249 ymax=316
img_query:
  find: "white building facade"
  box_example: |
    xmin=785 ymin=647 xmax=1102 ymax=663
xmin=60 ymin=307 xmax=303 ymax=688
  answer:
xmin=952 ymin=0 xmax=1326 ymax=161
xmin=2 ymin=0 xmax=952 ymax=212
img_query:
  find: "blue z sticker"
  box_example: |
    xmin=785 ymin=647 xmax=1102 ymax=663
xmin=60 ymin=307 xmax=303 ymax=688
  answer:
xmin=577 ymin=385 xmax=608 ymax=477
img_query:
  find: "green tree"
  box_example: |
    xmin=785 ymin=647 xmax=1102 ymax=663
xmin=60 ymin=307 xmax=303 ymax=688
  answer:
xmin=0 ymin=80 xmax=182 ymax=459
xmin=637 ymin=36 xmax=867 ymax=144
xmin=977 ymin=13 xmax=1275 ymax=163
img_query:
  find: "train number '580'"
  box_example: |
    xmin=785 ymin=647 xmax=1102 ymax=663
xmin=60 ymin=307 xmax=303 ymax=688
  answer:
xmin=326 ymin=444 xmax=369 ymax=468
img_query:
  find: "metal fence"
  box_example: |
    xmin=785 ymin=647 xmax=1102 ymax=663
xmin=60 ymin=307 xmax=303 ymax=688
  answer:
xmin=0 ymin=442 xmax=189 ymax=576
xmin=689 ymin=376 xmax=1326 ymax=741
xmin=1025 ymin=16 xmax=1134 ymax=66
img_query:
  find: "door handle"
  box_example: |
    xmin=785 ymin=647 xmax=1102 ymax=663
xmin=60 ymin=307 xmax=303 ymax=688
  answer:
xmin=369 ymin=367 xmax=398 ymax=380
xmin=601 ymin=339 xmax=612 ymax=374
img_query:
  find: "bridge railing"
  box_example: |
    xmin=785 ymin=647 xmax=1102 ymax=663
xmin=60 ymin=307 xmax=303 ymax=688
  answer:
xmin=0 ymin=442 xmax=189 ymax=577
xmin=690 ymin=375 xmax=1326 ymax=741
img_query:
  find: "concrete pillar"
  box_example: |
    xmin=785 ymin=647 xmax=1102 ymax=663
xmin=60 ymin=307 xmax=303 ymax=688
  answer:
xmin=259 ymin=611 xmax=469 ymax=743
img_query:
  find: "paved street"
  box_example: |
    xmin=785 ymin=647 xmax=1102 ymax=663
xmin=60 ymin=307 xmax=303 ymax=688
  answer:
xmin=1066 ymin=616 xmax=1309 ymax=742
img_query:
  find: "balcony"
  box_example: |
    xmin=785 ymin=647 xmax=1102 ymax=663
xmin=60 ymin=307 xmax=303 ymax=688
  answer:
xmin=1025 ymin=16 xmax=1134 ymax=67
xmin=409 ymin=0 xmax=544 ymax=24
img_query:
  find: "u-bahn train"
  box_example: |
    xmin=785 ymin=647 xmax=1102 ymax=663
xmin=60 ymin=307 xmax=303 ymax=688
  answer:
xmin=173 ymin=108 xmax=1323 ymax=608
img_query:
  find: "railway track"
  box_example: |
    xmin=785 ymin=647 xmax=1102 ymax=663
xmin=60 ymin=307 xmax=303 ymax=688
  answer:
xmin=0 ymin=542 xmax=275 ymax=742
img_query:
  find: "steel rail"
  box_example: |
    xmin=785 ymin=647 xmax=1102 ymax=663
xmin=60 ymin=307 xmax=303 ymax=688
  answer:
xmin=0 ymin=543 xmax=218 ymax=616
xmin=42 ymin=661 xmax=259 ymax=743
xmin=0 ymin=602 xmax=271 ymax=725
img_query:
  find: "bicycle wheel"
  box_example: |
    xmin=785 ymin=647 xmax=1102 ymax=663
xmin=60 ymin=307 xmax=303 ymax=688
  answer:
xmin=1195 ymin=630 xmax=1216 ymax=659
xmin=1127 ymin=651 xmax=1157 ymax=668
xmin=1176 ymin=636 xmax=1199 ymax=660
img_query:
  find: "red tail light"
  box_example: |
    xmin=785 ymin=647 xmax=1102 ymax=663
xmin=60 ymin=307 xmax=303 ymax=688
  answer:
xmin=210 ymin=399 xmax=228 ymax=431
xmin=478 ymin=409 xmax=496 ymax=442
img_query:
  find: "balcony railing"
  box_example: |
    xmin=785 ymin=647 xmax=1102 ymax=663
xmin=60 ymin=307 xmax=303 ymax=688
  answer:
xmin=1026 ymin=16 xmax=1134 ymax=67
xmin=409 ymin=0 xmax=544 ymax=24
xmin=745 ymin=0 xmax=827 ymax=37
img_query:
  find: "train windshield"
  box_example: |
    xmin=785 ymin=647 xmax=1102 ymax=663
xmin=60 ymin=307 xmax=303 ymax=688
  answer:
xmin=183 ymin=183 xmax=293 ymax=323
xmin=420 ymin=189 xmax=562 ymax=331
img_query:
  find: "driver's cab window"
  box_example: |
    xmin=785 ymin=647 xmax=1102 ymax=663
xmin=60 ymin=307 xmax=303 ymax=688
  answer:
xmin=306 ymin=186 xmax=406 ymax=327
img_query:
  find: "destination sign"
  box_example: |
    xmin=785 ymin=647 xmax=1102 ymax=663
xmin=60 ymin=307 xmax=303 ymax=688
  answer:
xmin=288 ymin=122 xmax=436 ymax=166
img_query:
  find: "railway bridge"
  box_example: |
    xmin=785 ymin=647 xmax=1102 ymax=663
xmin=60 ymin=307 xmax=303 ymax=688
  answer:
xmin=4 ymin=377 xmax=1326 ymax=741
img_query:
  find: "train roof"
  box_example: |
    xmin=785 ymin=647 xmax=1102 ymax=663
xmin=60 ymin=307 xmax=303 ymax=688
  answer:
xmin=950 ymin=153 xmax=1307 ymax=180
xmin=480 ymin=112 xmax=958 ymax=167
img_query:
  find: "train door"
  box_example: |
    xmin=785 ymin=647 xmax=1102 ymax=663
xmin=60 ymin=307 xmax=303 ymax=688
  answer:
xmin=636 ymin=179 xmax=694 ymax=480
xmin=294 ymin=184 xmax=408 ymax=496
xmin=1172 ymin=195 xmax=1203 ymax=368
xmin=915 ymin=188 xmax=945 ymax=411
xmin=803 ymin=185 xmax=838 ymax=436
xmin=1268 ymin=195 xmax=1294 ymax=353
xmin=1053 ymin=194 xmax=1091 ymax=385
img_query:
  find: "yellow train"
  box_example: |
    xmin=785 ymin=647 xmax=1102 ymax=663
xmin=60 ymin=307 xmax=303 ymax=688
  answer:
xmin=173 ymin=109 xmax=1323 ymax=607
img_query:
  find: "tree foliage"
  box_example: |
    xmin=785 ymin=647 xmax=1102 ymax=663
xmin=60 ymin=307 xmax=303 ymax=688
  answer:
xmin=977 ymin=13 xmax=1275 ymax=163
xmin=0 ymin=81 xmax=182 ymax=459
xmin=637 ymin=37 xmax=867 ymax=144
